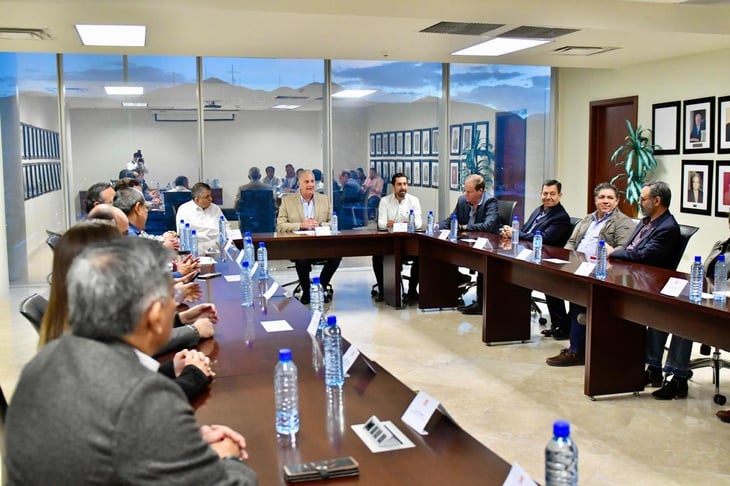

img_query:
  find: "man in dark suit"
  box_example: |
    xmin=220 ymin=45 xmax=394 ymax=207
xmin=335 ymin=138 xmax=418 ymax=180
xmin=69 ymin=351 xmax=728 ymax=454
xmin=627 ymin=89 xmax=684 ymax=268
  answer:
xmin=500 ymin=179 xmax=572 ymax=334
xmin=6 ymin=238 xmax=256 ymax=484
xmin=440 ymin=174 xmax=499 ymax=315
xmin=235 ymin=166 xmax=274 ymax=209
xmin=686 ymin=173 xmax=703 ymax=203
xmin=689 ymin=112 xmax=705 ymax=142
xmin=611 ymin=181 xmax=688 ymax=400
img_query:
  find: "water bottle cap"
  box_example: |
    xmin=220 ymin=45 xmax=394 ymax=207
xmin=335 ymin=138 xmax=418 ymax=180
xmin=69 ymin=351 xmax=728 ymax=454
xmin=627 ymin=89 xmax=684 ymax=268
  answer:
xmin=191 ymin=229 xmax=197 ymax=235
xmin=333 ymin=211 xmax=337 ymax=215
xmin=242 ymin=261 xmax=249 ymax=268
xmin=599 ymin=240 xmax=605 ymax=247
xmin=258 ymin=242 xmax=265 ymax=247
xmin=244 ymin=231 xmax=251 ymax=237
xmin=410 ymin=209 xmax=414 ymax=213
xmin=720 ymin=255 xmax=726 ymax=262
xmin=278 ymin=348 xmax=292 ymax=361
xmin=219 ymin=215 xmax=224 ymax=220
xmin=535 ymin=230 xmax=541 ymax=236
xmin=429 ymin=210 xmax=433 ymax=214
xmin=553 ymin=419 xmax=570 ymax=438
xmin=312 ymin=276 xmax=321 ymax=284
xmin=327 ymin=315 xmax=337 ymax=325
xmin=185 ymin=223 xmax=190 ymax=227
xmin=513 ymin=216 xmax=518 ymax=221
xmin=694 ymin=255 xmax=702 ymax=263
xmin=452 ymin=214 xmax=457 ymax=219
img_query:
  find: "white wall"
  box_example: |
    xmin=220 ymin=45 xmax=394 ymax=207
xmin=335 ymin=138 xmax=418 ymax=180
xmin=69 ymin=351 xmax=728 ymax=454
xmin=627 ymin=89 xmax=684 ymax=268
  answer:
xmin=557 ymin=48 xmax=730 ymax=272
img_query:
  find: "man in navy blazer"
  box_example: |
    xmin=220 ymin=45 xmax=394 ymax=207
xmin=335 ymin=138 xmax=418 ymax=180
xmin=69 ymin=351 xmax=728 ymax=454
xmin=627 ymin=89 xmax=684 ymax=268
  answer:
xmin=500 ymin=180 xmax=572 ymax=332
xmin=611 ymin=181 xmax=689 ymax=400
xmin=440 ymin=174 xmax=499 ymax=315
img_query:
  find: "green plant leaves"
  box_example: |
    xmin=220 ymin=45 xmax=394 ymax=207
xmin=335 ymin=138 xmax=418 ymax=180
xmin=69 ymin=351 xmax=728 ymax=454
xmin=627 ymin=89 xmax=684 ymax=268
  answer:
xmin=610 ymin=120 xmax=660 ymax=206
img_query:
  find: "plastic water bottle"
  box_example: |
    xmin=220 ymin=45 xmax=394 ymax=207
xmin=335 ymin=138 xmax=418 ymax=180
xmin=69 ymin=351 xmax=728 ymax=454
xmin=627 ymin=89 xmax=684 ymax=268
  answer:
xmin=240 ymin=261 xmax=253 ymax=307
xmin=159 ymin=187 xmax=165 ymax=209
xmin=533 ymin=230 xmax=543 ymax=263
xmin=426 ymin=211 xmax=434 ymax=237
xmin=595 ymin=240 xmax=607 ymax=280
xmin=407 ymin=209 xmax=415 ymax=233
xmin=511 ymin=216 xmax=520 ymax=245
xmin=714 ymin=254 xmax=727 ymax=303
xmin=449 ymin=214 xmax=458 ymax=242
xmin=257 ymin=242 xmax=268 ymax=280
xmin=218 ymin=216 xmax=227 ymax=244
xmin=190 ymin=229 xmax=199 ymax=258
xmin=184 ymin=223 xmax=192 ymax=252
xmin=331 ymin=211 xmax=338 ymax=234
xmin=545 ymin=419 xmax=578 ymax=486
xmin=689 ymin=255 xmax=703 ymax=303
xmin=323 ymin=316 xmax=344 ymax=387
xmin=274 ymin=348 xmax=300 ymax=435
xmin=243 ymin=233 xmax=255 ymax=267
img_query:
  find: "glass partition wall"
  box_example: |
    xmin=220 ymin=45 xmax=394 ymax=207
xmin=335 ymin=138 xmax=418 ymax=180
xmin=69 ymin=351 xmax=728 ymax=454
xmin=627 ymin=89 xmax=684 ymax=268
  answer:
xmin=0 ymin=54 xmax=550 ymax=286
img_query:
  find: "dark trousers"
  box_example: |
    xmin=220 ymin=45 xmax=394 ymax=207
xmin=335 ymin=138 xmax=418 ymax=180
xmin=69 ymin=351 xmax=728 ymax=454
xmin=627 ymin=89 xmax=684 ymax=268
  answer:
xmin=545 ymin=294 xmax=570 ymax=333
xmin=372 ymin=255 xmax=419 ymax=296
xmin=295 ymin=258 xmax=342 ymax=298
xmin=568 ymin=303 xmax=587 ymax=354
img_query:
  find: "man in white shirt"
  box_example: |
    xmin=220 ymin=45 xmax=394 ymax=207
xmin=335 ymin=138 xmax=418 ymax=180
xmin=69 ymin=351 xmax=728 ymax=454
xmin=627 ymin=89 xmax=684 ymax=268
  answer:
xmin=372 ymin=172 xmax=422 ymax=303
xmin=175 ymin=182 xmax=224 ymax=255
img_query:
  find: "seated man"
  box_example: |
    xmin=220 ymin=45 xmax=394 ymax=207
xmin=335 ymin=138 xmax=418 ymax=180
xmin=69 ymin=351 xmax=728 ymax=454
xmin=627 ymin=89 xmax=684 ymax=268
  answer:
xmin=6 ymin=238 xmax=256 ymax=484
xmin=611 ymin=181 xmax=687 ymax=400
xmin=440 ymin=174 xmax=499 ymax=315
xmin=362 ymin=167 xmax=384 ymax=220
xmin=372 ymin=172 xmax=422 ymax=303
xmin=262 ymin=165 xmax=282 ymax=191
xmin=281 ymin=163 xmax=298 ymax=193
xmin=113 ymin=188 xmax=178 ymax=249
xmin=170 ymin=175 xmax=191 ymax=191
xmin=500 ymin=179 xmax=572 ymax=335
xmin=176 ymin=182 xmax=225 ymax=255
xmin=546 ymin=182 xmax=636 ymax=366
xmin=234 ymin=166 xmax=274 ymax=209
xmin=84 ymin=181 xmax=115 ymax=214
xmin=277 ymin=170 xmax=341 ymax=304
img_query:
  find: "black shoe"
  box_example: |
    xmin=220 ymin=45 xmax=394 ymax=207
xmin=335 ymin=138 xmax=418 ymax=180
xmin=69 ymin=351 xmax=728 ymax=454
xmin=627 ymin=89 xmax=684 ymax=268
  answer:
xmin=652 ymin=376 xmax=688 ymax=400
xmin=457 ymin=301 xmax=472 ymax=311
xmin=460 ymin=302 xmax=482 ymax=315
xmin=644 ymin=366 xmax=663 ymax=388
xmin=541 ymin=327 xmax=569 ymax=340
xmin=406 ymin=291 xmax=419 ymax=303
xmin=323 ymin=288 xmax=333 ymax=303
xmin=299 ymin=294 xmax=310 ymax=305
xmin=374 ymin=293 xmax=384 ymax=302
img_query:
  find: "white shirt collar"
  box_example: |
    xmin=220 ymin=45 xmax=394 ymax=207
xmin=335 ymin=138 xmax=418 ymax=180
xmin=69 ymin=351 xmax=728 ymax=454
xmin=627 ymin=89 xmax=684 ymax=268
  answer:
xmin=133 ymin=348 xmax=160 ymax=372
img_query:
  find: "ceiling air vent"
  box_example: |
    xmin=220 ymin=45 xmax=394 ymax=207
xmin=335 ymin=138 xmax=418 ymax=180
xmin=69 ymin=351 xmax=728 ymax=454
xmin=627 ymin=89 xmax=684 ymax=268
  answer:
xmin=550 ymin=46 xmax=618 ymax=56
xmin=499 ymin=26 xmax=578 ymax=39
xmin=0 ymin=28 xmax=52 ymax=41
xmin=420 ymin=22 xmax=504 ymax=36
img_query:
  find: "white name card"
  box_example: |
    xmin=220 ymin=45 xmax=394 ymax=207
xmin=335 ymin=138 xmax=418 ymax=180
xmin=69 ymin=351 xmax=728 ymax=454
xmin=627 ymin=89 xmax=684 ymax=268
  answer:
xmin=342 ymin=344 xmax=360 ymax=375
xmin=574 ymin=261 xmax=595 ymax=277
xmin=235 ymin=250 xmax=245 ymax=266
xmin=250 ymin=261 xmax=258 ymax=276
xmin=473 ymin=237 xmax=493 ymax=250
xmin=263 ymin=281 xmax=279 ymax=300
xmin=502 ymin=463 xmax=537 ymax=486
xmin=314 ymin=226 xmax=332 ymax=236
xmin=516 ymin=248 xmax=532 ymax=261
xmin=661 ymin=277 xmax=687 ymax=297
xmin=438 ymin=229 xmax=450 ymax=240
xmin=392 ymin=222 xmax=408 ymax=233
xmin=401 ymin=390 xmax=439 ymax=435
xmin=306 ymin=310 xmax=322 ymax=335
xmin=223 ymin=239 xmax=234 ymax=254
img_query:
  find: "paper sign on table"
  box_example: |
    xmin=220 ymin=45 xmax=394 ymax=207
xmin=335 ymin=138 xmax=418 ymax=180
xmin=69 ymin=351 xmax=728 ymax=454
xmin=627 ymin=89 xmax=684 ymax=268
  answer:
xmin=392 ymin=222 xmax=408 ymax=233
xmin=306 ymin=310 xmax=322 ymax=335
xmin=227 ymin=229 xmax=242 ymax=240
xmin=661 ymin=277 xmax=687 ymax=297
xmin=263 ymin=281 xmax=279 ymax=300
xmin=260 ymin=320 xmax=293 ymax=333
xmin=544 ymin=257 xmax=569 ymax=264
xmin=438 ymin=230 xmax=450 ymax=240
xmin=401 ymin=390 xmax=439 ymax=435
xmin=473 ymin=237 xmax=493 ymax=250
xmin=574 ymin=261 xmax=595 ymax=277
xmin=293 ymin=230 xmax=315 ymax=236
xmin=314 ymin=226 xmax=332 ymax=236
xmin=224 ymin=274 xmax=240 ymax=283
xmin=250 ymin=261 xmax=258 ymax=276
xmin=502 ymin=463 xmax=537 ymax=486
xmin=223 ymin=239 xmax=234 ymax=254
xmin=342 ymin=344 xmax=360 ymax=374
xmin=516 ymin=248 xmax=532 ymax=261
xmin=235 ymin=249 xmax=245 ymax=266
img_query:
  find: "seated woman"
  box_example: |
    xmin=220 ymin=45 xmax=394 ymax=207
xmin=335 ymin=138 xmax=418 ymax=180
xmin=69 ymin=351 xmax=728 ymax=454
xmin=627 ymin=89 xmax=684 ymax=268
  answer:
xmin=38 ymin=220 xmax=215 ymax=402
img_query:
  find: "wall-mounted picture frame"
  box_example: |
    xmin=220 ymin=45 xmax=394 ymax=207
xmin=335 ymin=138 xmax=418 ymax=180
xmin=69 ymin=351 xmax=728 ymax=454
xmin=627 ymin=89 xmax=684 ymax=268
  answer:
xmin=681 ymin=159 xmax=712 ymax=216
xmin=375 ymin=160 xmax=383 ymax=178
xmin=422 ymin=129 xmax=431 ymax=155
xmin=404 ymin=130 xmax=412 ymax=156
xmin=388 ymin=160 xmax=396 ymax=179
xmin=430 ymin=160 xmax=439 ymax=188
xmin=388 ymin=132 xmax=396 ymax=156
xmin=403 ymin=160 xmax=413 ymax=184
xmin=375 ymin=133 xmax=382 ymax=156
xmin=413 ymin=130 xmax=421 ymax=156
xmin=450 ymin=125 xmax=462 ymax=155
xmin=475 ymin=121 xmax=489 ymax=145
xmin=718 ymin=96 xmax=730 ymax=154
xmin=462 ymin=123 xmax=474 ymax=151
xmin=370 ymin=159 xmax=376 ymax=171
xmin=370 ymin=134 xmax=376 ymax=156
xmin=450 ymin=160 xmax=459 ymax=190
xmin=652 ymin=101 xmax=680 ymax=155
xmin=683 ymin=97 xmax=714 ymax=154
xmin=421 ymin=160 xmax=430 ymax=188
xmin=432 ymin=127 xmax=439 ymax=155
xmin=396 ymin=159 xmax=404 ymax=175
xmin=396 ymin=131 xmax=404 ymax=155
xmin=412 ymin=159 xmax=421 ymax=187
xmin=715 ymin=161 xmax=730 ymax=217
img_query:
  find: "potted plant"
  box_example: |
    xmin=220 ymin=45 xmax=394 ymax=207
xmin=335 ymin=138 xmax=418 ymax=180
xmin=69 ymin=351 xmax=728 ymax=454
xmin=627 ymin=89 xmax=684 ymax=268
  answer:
xmin=609 ymin=119 xmax=660 ymax=206
xmin=460 ymin=128 xmax=495 ymax=192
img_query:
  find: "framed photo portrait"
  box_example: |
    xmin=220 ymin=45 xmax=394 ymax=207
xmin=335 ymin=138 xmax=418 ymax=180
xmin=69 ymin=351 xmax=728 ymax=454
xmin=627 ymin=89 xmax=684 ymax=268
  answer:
xmin=450 ymin=160 xmax=459 ymax=190
xmin=404 ymin=131 xmax=412 ymax=156
xmin=375 ymin=160 xmax=383 ymax=177
xmin=370 ymin=159 xmax=376 ymax=171
xmin=388 ymin=160 xmax=396 ymax=179
xmin=475 ymin=121 xmax=489 ymax=146
xmin=413 ymin=130 xmax=421 ymax=156
xmin=396 ymin=159 xmax=404 ymax=175
xmin=680 ymin=160 xmax=712 ymax=216
xmin=462 ymin=123 xmax=474 ymax=151
xmin=396 ymin=131 xmax=404 ymax=155
xmin=450 ymin=125 xmax=462 ymax=155
xmin=403 ymin=160 xmax=413 ymax=184
xmin=375 ymin=133 xmax=382 ymax=156
xmin=370 ymin=134 xmax=375 ymax=156
xmin=715 ymin=161 xmax=730 ymax=217
xmin=683 ymin=97 xmax=714 ymax=154
xmin=422 ymin=129 xmax=431 ymax=156
xmin=421 ymin=160 xmax=430 ymax=188
xmin=412 ymin=159 xmax=421 ymax=187
xmin=430 ymin=160 xmax=439 ymax=188
xmin=652 ymin=101 xmax=680 ymax=155
xmin=432 ymin=127 xmax=439 ymax=155
xmin=717 ymin=96 xmax=730 ymax=154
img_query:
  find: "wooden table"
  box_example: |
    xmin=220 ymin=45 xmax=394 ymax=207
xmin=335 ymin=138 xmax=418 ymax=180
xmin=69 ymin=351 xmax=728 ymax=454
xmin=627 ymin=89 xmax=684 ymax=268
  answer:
xmin=193 ymin=260 xmax=512 ymax=485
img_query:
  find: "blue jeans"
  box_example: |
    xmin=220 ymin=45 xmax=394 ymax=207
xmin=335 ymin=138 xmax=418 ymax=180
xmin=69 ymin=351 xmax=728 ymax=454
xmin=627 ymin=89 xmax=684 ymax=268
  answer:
xmin=645 ymin=329 xmax=692 ymax=377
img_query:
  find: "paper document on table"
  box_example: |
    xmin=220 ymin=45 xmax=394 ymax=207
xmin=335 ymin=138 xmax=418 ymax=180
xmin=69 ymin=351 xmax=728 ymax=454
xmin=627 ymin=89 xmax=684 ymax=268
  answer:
xmin=263 ymin=281 xmax=279 ymax=300
xmin=516 ymin=249 xmax=532 ymax=260
xmin=306 ymin=311 xmax=321 ymax=335
xmin=227 ymin=229 xmax=242 ymax=240
xmin=473 ymin=237 xmax=492 ymax=250
xmin=502 ymin=463 xmax=537 ymax=486
xmin=260 ymin=320 xmax=293 ymax=333
xmin=438 ymin=230 xmax=449 ymax=240
xmin=574 ymin=262 xmax=595 ymax=276
xmin=314 ymin=226 xmax=332 ymax=236
xmin=544 ymin=258 xmax=569 ymax=264
xmin=661 ymin=277 xmax=687 ymax=297
xmin=293 ymin=230 xmax=315 ymax=235
xmin=392 ymin=222 xmax=408 ymax=233
xmin=401 ymin=390 xmax=439 ymax=435
xmin=224 ymin=274 xmax=240 ymax=282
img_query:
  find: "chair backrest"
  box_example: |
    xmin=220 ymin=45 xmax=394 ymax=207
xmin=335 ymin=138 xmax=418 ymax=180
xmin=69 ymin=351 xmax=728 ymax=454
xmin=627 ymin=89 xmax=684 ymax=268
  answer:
xmin=19 ymin=293 xmax=48 ymax=334
xmin=46 ymin=234 xmax=61 ymax=251
xmin=497 ymin=200 xmax=517 ymax=226
xmin=675 ymin=224 xmax=700 ymax=270
xmin=164 ymin=191 xmax=193 ymax=231
xmin=0 ymin=382 xmax=7 ymax=423
xmin=570 ymin=216 xmax=581 ymax=228
xmin=237 ymin=189 xmax=276 ymax=233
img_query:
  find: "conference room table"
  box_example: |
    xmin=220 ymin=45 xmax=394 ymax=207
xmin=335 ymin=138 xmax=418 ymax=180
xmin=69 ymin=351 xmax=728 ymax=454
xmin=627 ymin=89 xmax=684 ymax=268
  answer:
xmin=192 ymin=259 xmax=512 ymax=485
xmin=245 ymin=229 xmax=730 ymax=399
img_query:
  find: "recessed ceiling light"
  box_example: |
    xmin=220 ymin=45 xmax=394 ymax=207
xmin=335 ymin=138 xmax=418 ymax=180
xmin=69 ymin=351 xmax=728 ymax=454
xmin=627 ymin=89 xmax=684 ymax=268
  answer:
xmin=105 ymin=86 xmax=144 ymax=95
xmin=272 ymin=104 xmax=301 ymax=110
xmin=332 ymin=90 xmax=376 ymax=99
xmin=75 ymin=24 xmax=146 ymax=47
xmin=452 ymin=38 xmax=550 ymax=56
xmin=122 ymin=102 xmax=148 ymax=108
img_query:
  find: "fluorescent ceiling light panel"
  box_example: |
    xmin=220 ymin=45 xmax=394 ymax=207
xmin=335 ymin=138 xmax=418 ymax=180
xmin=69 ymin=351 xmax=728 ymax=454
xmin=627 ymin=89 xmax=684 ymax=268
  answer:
xmin=272 ymin=104 xmax=300 ymax=110
xmin=105 ymin=86 xmax=144 ymax=95
xmin=122 ymin=102 xmax=148 ymax=107
xmin=452 ymin=38 xmax=550 ymax=56
xmin=75 ymin=24 xmax=146 ymax=47
xmin=332 ymin=89 xmax=376 ymax=99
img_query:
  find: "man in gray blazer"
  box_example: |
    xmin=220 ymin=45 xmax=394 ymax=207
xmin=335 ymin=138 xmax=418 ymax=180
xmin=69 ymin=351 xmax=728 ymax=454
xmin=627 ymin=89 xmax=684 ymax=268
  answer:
xmin=6 ymin=238 xmax=256 ymax=485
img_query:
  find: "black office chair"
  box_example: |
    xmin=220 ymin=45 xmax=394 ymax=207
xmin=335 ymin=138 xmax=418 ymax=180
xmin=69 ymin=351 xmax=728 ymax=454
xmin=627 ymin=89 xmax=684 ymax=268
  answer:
xmin=0 ymin=382 xmax=7 ymax=423
xmin=163 ymin=191 xmax=193 ymax=232
xmin=497 ymin=200 xmax=517 ymax=226
xmin=19 ymin=293 xmax=48 ymax=334
xmin=237 ymin=189 xmax=276 ymax=233
xmin=46 ymin=234 xmax=61 ymax=252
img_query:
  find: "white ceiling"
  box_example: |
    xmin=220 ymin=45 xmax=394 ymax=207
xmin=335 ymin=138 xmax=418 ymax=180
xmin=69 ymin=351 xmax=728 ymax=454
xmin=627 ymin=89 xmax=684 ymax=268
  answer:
xmin=2 ymin=0 xmax=730 ymax=69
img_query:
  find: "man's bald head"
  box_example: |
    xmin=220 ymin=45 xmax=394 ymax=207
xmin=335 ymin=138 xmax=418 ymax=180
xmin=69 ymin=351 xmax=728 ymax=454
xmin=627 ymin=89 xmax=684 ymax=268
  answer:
xmin=88 ymin=204 xmax=130 ymax=235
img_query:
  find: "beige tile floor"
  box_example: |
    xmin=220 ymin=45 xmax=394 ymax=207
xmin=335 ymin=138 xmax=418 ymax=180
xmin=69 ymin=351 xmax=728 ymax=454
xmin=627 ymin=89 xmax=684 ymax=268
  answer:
xmin=2 ymin=254 xmax=730 ymax=485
